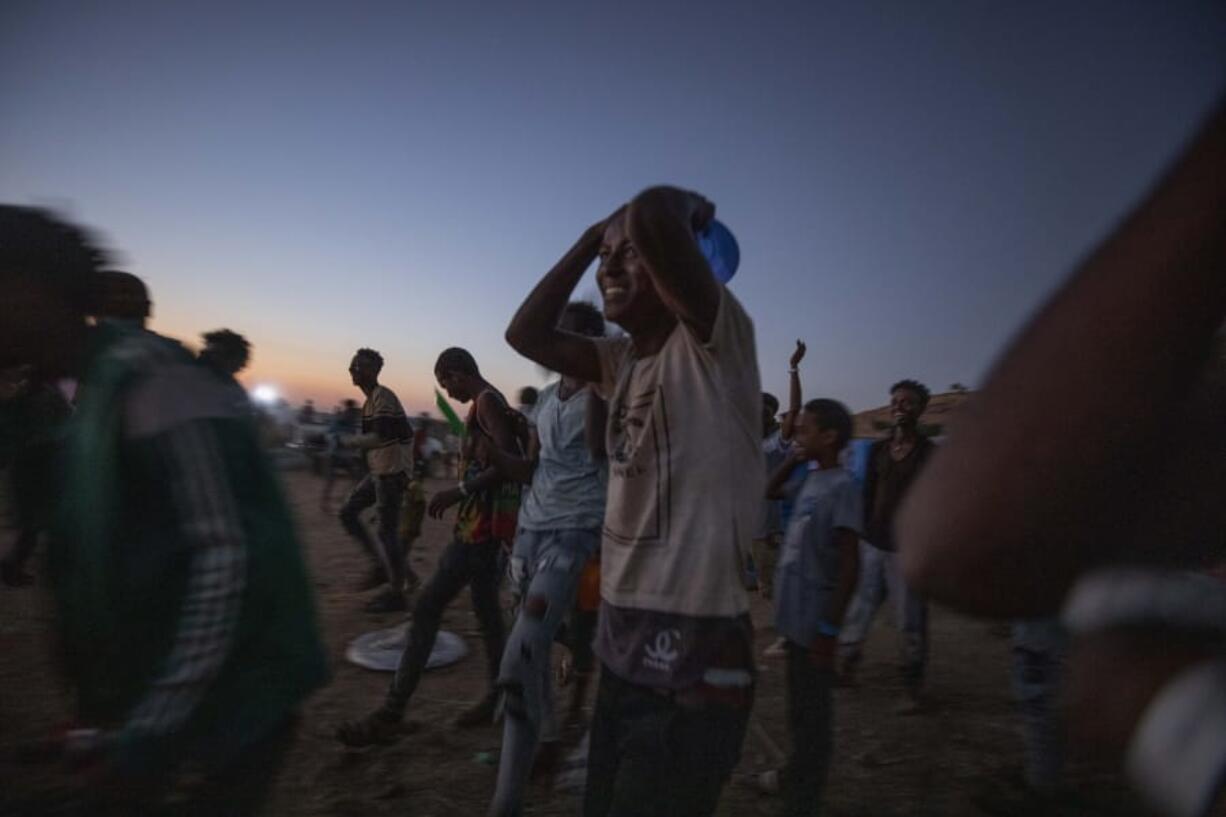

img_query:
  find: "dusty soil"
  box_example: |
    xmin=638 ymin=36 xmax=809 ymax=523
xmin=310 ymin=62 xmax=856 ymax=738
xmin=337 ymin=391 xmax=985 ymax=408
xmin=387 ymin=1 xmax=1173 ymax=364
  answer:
xmin=1 ymin=470 xmax=1143 ymax=816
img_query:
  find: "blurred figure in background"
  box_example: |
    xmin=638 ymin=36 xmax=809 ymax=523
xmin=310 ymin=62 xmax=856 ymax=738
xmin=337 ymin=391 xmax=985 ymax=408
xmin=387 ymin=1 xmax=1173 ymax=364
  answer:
xmin=336 ymin=347 xmax=523 ymax=744
xmin=198 ymin=328 xmax=251 ymax=381
xmin=517 ymin=386 xmax=540 ymax=429
xmin=92 ymin=269 xmax=151 ymax=328
xmin=0 ymin=366 xmax=72 ymax=587
xmin=198 ymin=328 xmax=252 ymax=413
xmin=0 ymin=205 xmax=328 ymax=815
xmin=762 ymin=341 xmax=810 ymax=659
xmin=837 ymin=379 xmax=935 ymax=710
xmin=487 ymin=301 xmax=609 ymax=817
xmin=320 ymin=398 xmax=363 ymax=511
xmin=336 ymin=348 xmax=414 ymax=613
xmin=397 ymin=424 xmax=435 ymax=593
xmin=754 ymin=341 xmax=805 ymax=607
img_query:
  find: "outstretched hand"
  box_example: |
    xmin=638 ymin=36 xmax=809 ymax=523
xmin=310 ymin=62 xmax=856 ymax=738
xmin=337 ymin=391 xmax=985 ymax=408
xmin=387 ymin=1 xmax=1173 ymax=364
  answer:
xmin=789 ymin=340 xmax=807 ymax=370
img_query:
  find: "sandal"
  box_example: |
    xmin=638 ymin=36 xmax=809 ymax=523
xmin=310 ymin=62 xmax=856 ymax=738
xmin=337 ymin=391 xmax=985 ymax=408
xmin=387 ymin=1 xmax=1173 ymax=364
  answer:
xmin=335 ymin=709 xmax=403 ymax=747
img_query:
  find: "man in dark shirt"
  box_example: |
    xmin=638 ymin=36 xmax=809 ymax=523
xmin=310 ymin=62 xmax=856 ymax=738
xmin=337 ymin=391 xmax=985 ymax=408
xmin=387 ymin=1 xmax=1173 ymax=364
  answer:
xmin=837 ymin=379 xmax=935 ymax=710
xmin=1 ymin=371 xmax=72 ymax=586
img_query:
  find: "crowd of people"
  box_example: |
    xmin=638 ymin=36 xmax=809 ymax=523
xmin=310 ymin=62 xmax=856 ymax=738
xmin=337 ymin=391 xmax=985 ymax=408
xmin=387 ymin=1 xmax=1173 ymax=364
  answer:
xmin=2 ymin=99 xmax=1225 ymax=817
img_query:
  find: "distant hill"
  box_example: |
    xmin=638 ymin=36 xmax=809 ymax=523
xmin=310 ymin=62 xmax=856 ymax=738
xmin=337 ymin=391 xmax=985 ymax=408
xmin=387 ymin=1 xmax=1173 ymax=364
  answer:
xmin=852 ymin=390 xmax=973 ymax=439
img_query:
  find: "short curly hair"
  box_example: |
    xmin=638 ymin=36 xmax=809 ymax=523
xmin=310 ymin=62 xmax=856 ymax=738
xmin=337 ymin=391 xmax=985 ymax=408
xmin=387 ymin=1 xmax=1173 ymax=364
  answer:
xmin=354 ymin=347 xmax=385 ymax=374
xmin=804 ymin=398 xmax=853 ymax=450
xmin=560 ymin=301 xmax=606 ymax=338
xmin=890 ymin=379 xmax=931 ymax=412
xmin=435 ymin=347 xmax=479 ymax=378
xmin=201 ymin=329 xmax=251 ymax=371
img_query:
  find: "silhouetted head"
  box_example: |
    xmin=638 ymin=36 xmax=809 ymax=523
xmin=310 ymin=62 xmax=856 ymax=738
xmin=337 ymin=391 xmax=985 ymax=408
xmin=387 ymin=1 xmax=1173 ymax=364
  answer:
xmin=349 ymin=348 xmax=384 ymax=391
xmin=762 ymin=392 xmax=780 ymax=436
xmin=0 ymin=206 xmax=108 ymax=377
xmin=795 ymin=398 xmax=853 ymax=460
xmin=93 ymin=269 xmax=151 ymax=326
xmin=559 ymin=300 xmax=606 ymax=338
xmin=200 ymin=329 xmax=251 ymax=376
xmin=435 ymin=347 xmax=482 ymax=403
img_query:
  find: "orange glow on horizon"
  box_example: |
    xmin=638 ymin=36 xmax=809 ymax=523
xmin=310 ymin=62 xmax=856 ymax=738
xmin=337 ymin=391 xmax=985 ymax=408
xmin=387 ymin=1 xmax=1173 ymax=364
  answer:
xmin=154 ymin=320 xmax=455 ymax=417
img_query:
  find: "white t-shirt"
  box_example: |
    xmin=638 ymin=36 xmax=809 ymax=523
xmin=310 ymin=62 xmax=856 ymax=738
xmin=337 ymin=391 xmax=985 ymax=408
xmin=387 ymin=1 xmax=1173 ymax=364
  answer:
xmin=594 ymin=287 xmax=763 ymax=619
xmin=518 ymin=382 xmax=607 ymax=531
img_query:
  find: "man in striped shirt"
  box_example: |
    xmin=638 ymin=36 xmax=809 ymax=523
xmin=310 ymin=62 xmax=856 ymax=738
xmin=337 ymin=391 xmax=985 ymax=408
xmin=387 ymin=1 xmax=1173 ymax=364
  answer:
xmin=339 ymin=347 xmax=415 ymax=613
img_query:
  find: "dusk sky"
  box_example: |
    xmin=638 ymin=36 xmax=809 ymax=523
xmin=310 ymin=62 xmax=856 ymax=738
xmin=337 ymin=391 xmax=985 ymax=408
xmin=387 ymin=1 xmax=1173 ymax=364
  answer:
xmin=3 ymin=1 xmax=1224 ymax=416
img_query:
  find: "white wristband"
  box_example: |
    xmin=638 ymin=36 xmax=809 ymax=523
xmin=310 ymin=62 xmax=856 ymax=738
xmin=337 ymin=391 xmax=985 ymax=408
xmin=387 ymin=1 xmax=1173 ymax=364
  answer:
xmin=1127 ymin=660 xmax=1226 ymax=817
xmin=1063 ymin=569 xmax=1226 ymax=637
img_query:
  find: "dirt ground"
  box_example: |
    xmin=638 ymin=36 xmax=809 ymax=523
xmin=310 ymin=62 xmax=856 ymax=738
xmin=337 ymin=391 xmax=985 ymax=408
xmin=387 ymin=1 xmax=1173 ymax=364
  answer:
xmin=1 ymin=470 xmax=1145 ymax=816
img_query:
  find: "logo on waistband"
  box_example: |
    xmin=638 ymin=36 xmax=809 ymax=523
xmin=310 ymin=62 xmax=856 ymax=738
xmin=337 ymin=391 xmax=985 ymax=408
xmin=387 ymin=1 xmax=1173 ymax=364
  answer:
xmin=643 ymin=628 xmax=682 ymax=672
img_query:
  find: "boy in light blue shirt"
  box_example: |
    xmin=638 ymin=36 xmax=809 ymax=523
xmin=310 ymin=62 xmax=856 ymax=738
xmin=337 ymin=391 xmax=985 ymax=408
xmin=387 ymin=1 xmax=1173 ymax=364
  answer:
xmin=766 ymin=398 xmax=862 ymax=817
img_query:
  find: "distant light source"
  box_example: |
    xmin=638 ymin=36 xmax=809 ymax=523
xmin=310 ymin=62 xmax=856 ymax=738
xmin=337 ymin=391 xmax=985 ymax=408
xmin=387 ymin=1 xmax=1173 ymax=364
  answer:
xmin=252 ymin=384 xmax=279 ymax=405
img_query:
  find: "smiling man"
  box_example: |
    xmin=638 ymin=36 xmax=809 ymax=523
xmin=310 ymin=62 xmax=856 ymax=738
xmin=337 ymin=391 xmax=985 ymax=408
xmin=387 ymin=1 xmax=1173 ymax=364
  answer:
xmin=836 ymin=379 xmax=935 ymax=710
xmin=506 ymin=186 xmax=762 ymax=817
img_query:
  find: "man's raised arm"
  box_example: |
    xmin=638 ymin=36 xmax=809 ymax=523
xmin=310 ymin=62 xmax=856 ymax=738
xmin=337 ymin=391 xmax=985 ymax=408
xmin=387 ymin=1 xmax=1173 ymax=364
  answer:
xmin=625 ymin=186 xmax=722 ymax=342
xmin=506 ymin=220 xmax=608 ymax=384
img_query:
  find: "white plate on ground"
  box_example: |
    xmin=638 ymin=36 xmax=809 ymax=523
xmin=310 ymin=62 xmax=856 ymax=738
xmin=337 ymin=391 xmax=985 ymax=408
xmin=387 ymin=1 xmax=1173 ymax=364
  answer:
xmin=345 ymin=623 xmax=468 ymax=672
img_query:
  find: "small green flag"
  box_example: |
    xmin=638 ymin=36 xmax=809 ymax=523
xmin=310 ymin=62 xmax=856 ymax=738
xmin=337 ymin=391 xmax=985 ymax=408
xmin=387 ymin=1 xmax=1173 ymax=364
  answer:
xmin=435 ymin=389 xmax=465 ymax=436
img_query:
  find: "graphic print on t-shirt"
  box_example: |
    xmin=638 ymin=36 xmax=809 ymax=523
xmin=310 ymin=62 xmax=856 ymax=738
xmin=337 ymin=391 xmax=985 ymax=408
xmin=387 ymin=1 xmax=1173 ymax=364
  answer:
xmin=605 ymin=383 xmax=672 ymax=547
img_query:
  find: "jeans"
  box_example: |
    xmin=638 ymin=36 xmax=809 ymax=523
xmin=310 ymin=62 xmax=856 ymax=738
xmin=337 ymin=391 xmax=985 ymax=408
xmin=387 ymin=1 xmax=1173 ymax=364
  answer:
xmin=1010 ymin=617 xmax=1067 ymax=793
xmin=385 ymin=538 xmax=505 ymax=713
xmin=583 ymin=667 xmax=750 ymax=817
xmin=339 ymin=471 xmax=407 ymax=590
xmin=490 ymin=528 xmax=599 ymax=817
xmin=837 ymin=541 xmax=928 ymax=691
xmin=782 ymin=642 xmax=834 ymax=817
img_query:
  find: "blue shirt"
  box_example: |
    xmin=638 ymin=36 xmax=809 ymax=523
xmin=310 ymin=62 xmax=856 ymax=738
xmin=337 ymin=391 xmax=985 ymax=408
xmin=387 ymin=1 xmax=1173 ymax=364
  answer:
xmin=518 ymin=382 xmax=607 ymax=531
xmin=773 ymin=466 xmax=863 ymax=648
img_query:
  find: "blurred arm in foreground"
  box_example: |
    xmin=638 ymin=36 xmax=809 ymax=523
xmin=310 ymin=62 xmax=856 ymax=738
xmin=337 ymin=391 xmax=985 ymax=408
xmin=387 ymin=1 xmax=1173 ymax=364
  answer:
xmin=898 ymin=100 xmax=1226 ymax=817
xmin=899 ymin=101 xmax=1226 ymax=616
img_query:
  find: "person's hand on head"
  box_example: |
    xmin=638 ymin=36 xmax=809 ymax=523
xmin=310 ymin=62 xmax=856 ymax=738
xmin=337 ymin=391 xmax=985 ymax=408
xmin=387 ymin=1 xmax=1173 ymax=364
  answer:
xmin=593 ymin=206 xmax=626 ymax=239
xmin=790 ymin=340 xmax=807 ymax=370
